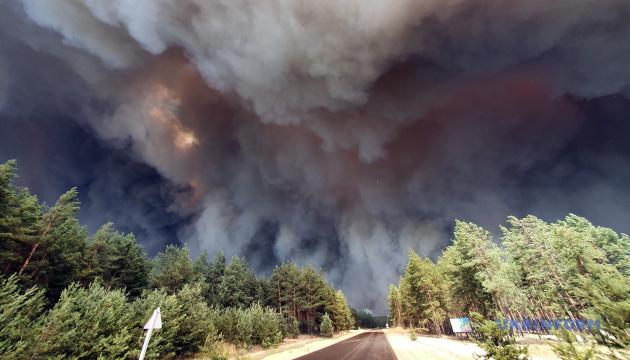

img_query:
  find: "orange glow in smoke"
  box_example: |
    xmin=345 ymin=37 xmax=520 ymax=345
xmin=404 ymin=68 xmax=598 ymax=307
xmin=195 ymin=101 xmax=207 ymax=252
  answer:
xmin=146 ymin=85 xmax=198 ymax=151
xmin=174 ymin=130 xmax=198 ymax=149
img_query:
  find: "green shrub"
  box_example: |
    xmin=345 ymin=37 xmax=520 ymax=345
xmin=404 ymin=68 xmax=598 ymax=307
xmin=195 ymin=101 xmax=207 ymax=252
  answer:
xmin=206 ymin=345 xmax=230 ymax=360
xmin=0 ymin=275 xmax=46 ymax=359
xmin=131 ymin=282 xmax=213 ymax=359
xmin=470 ymin=312 xmax=529 ymax=360
xmin=36 ymin=281 xmax=135 ymax=359
xmin=235 ymin=308 xmax=253 ymax=348
xmin=409 ymin=328 xmax=417 ymax=341
xmin=201 ymin=322 xmax=230 ymax=360
xmin=320 ymin=314 xmax=333 ymax=337
xmin=275 ymin=312 xmax=288 ymax=339
xmin=215 ymin=307 xmax=238 ymax=343
xmin=250 ymin=303 xmax=283 ymax=348
xmin=287 ymin=316 xmax=300 ymax=339
xmin=551 ymin=327 xmax=597 ymax=360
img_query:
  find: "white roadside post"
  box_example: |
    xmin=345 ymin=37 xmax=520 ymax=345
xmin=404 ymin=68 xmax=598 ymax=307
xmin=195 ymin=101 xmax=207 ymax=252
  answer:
xmin=139 ymin=307 xmax=162 ymax=360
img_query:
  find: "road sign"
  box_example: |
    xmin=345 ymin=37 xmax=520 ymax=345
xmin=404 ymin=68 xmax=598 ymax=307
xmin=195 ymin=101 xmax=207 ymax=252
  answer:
xmin=144 ymin=308 xmax=162 ymax=329
xmin=450 ymin=317 xmax=472 ymax=333
xmin=139 ymin=308 xmax=162 ymax=360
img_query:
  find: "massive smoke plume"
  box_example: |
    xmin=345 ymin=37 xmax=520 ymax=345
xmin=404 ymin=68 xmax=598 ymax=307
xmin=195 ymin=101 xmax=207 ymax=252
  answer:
xmin=2 ymin=1 xmax=630 ymax=312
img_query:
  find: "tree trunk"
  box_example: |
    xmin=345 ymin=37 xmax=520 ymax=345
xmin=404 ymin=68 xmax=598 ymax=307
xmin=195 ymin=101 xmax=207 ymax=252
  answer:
xmin=17 ymin=243 xmax=39 ymax=275
xmin=18 ymin=210 xmax=58 ymax=276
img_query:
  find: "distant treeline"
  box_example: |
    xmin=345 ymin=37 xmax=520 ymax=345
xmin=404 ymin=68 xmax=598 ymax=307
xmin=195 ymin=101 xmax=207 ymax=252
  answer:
xmin=388 ymin=216 xmax=630 ymax=352
xmin=0 ymin=160 xmax=356 ymax=359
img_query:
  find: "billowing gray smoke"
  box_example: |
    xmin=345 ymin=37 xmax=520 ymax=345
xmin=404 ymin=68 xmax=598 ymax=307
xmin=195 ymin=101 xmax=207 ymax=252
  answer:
xmin=2 ymin=0 xmax=630 ymax=312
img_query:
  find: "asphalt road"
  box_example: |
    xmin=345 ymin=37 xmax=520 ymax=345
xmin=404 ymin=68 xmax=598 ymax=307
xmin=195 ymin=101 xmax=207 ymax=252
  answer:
xmin=293 ymin=331 xmax=398 ymax=360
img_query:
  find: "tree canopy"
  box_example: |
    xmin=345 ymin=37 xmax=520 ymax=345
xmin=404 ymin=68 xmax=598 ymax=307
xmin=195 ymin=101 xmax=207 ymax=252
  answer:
xmin=0 ymin=160 xmax=356 ymax=359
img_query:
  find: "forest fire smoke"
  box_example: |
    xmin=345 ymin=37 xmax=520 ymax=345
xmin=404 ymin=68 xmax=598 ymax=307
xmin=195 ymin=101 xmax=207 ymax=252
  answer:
xmin=2 ymin=0 xmax=630 ymax=312
xmin=146 ymin=86 xmax=198 ymax=151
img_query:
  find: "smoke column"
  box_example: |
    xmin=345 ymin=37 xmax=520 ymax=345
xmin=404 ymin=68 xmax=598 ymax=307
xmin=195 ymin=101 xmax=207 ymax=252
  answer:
xmin=2 ymin=1 xmax=630 ymax=311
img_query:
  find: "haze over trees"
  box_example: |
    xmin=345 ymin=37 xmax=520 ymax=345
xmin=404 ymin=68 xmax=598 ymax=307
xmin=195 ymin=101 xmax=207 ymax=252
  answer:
xmin=388 ymin=217 xmax=630 ymax=357
xmin=0 ymin=160 xmax=355 ymax=359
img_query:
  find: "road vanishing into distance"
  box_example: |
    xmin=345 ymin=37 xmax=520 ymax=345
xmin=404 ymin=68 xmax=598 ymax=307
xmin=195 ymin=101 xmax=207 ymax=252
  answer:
xmin=294 ymin=331 xmax=397 ymax=360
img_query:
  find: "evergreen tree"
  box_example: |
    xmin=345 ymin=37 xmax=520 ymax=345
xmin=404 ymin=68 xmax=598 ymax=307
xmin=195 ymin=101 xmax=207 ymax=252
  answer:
xmin=577 ymin=263 xmax=630 ymax=353
xmin=0 ymin=275 xmax=46 ymax=359
xmin=206 ymin=251 xmax=226 ymax=306
xmin=149 ymin=245 xmax=195 ymax=293
xmin=591 ymin=226 xmax=630 ymax=277
xmin=552 ymin=327 xmax=597 ymax=360
xmin=235 ymin=308 xmax=253 ymax=348
xmin=319 ymin=313 xmax=333 ymax=337
xmin=270 ymin=261 xmax=300 ymax=320
xmin=0 ymin=160 xmax=43 ymax=276
xmin=438 ymin=222 xmax=498 ymax=318
xmin=131 ymin=282 xmax=215 ymax=359
xmin=469 ymin=312 xmax=529 ymax=360
xmin=298 ymin=265 xmax=328 ymax=334
xmin=18 ymin=188 xmax=81 ymax=280
xmin=249 ymin=303 xmax=283 ymax=348
xmin=81 ymin=223 xmax=149 ymax=297
xmin=254 ymin=277 xmax=273 ymax=307
xmin=0 ymin=160 xmax=88 ymax=300
xmin=214 ymin=307 xmax=239 ymax=343
xmin=500 ymin=215 xmax=618 ymax=321
xmin=44 ymin=215 xmax=87 ymax=302
xmin=398 ymin=250 xmax=449 ymax=332
xmin=387 ymin=284 xmax=402 ymax=327
xmin=218 ymin=256 xmax=255 ymax=308
xmin=287 ymin=316 xmax=300 ymax=338
xmin=353 ymin=308 xmax=379 ymax=329
xmin=328 ymin=290 xmax=353 ymax=332
xmin=35 ymin=282 xmax=135 ymax=359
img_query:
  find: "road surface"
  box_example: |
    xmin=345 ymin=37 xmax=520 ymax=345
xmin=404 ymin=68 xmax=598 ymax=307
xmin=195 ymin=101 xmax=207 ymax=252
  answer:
xmin=293 ymin=331 xmax=397 ymax=360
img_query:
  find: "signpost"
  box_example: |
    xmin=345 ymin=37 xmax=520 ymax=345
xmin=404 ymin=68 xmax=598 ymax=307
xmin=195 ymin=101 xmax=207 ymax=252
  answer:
xmin=450 ymin=317 xmax=472 ymax=333
xmin=139 ymin=307 xmax=162 ymax=360
xmin=450 ymin=317 xmax=472 ymax=339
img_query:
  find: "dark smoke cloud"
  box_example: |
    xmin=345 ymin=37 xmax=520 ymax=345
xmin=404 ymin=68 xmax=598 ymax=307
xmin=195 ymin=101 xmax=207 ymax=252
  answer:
xmin=1 ymin=1 xmax=630 ymax=312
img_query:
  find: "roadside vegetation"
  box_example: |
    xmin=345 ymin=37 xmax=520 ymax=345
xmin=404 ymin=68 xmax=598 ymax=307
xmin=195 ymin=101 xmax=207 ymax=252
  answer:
xmin=0 ymin=160 xmax=355 ymax=359
xmin=388 ymin=215 xmax=630 ymax=359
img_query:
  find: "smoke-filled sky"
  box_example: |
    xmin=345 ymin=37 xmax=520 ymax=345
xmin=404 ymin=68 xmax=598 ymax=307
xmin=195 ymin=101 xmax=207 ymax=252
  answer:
xmin=2 ymin=1 xmax=630 ymax=313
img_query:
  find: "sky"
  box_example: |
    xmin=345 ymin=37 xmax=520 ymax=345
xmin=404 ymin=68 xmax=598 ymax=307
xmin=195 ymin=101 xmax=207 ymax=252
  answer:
xmin=1 ymin=1 xmax=630 ymax=313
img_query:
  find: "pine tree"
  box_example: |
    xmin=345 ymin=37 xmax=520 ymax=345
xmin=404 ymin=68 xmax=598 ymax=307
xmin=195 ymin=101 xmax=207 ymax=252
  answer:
xmin=328 ymin=290 xmax=353 ymax=332
xmin=298 ymin=265 xmax=328 ymax=334
xmin=387 ymin=284 xmax=402 ymax=327
xmin=576 ymin=263 xmax=630 ymax=353
xmin=235 ymin=308 xmax=253 ymax=348
xmin=35 ymin=282 xmax=135 ymax=359
xmin=0 ymin=161 xmax=89 ymax=300
xmin=0 ymin=160 xmax=43 ymax=276
xmin=0 ymin=275 xmax=46 ymax=359
xmin=552 ymin=327 xmax=597 ymax=360
xmin=591 ymin=226 xmax=630 ymax=277
xmin=149 ymin=244 xmax=195 ymax=293
xmin=131 ymin=282 xmax=215 ymax=359
xmin=254 ymin=277 xmax=273 ymax=307
xmin=18 ymin=188 xmax=81 ymax=278
xmin=218 ymin=256 xmax=255 ymax=308
xmin=81 ymin=223 xmax=149 ymax=297
xmin=319 ymin=313 xmax=333 ymax=337
xmin=270 ymin=261 xmax=300 ymax=320
xmin=249 ymin=303 xmax=283 ymax=348
xmin=398 ymin=250 xmax=449 ymax=332
xmin=206 ymin=251 xmax=226 ymax=306
xmin=469 ymin=312 xmax=529 ymax=360
xmin=438 ymin=222 xmax=498 ymax=318
xmin=44 ymin=215 xmax=87 ymax=302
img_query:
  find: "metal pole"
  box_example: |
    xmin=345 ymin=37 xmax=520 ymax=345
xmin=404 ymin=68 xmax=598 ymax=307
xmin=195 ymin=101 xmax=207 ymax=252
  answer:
xmin=139 ymin=311 xmax=157 ymax=360
xmin=139 ymin=327 xmax=153 ymax=360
